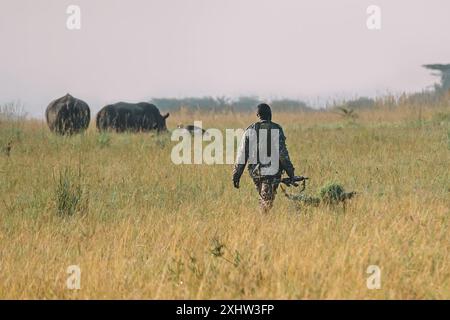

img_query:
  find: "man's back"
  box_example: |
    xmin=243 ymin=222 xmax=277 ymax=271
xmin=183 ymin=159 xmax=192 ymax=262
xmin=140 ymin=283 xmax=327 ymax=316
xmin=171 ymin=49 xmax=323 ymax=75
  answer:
xmin=232 ymin=103 xmax=296 ymax=213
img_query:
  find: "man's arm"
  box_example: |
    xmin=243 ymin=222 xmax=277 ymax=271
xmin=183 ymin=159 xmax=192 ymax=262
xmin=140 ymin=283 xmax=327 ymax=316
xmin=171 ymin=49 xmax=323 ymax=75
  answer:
xmin=278 ymin=127 xmax=295 ymax=178
xmin=232 ymin=129 xmax=249 ymax=188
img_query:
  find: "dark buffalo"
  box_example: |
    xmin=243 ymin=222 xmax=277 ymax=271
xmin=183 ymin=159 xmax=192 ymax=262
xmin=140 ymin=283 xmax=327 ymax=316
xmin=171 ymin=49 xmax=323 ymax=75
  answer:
xmin=45 ymin=94 xmax=90 ymax=135
xmin=96 ymin=102 xmax=169 ymax=132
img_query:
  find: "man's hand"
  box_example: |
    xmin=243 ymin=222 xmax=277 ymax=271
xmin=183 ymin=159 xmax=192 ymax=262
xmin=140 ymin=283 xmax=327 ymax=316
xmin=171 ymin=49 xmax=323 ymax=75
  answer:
xmin=233 ymin=179 xmax=240 ymax=189
xmin=280 ymin=169 xmax=297 ymax=186
xmin=287 ymin=169 xmax=296 ymax=183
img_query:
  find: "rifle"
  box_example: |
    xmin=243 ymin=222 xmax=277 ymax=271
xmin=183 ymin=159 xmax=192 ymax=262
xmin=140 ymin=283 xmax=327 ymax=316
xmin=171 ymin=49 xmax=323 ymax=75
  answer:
xmin=280 ymin=176 xmax=309 ymax=188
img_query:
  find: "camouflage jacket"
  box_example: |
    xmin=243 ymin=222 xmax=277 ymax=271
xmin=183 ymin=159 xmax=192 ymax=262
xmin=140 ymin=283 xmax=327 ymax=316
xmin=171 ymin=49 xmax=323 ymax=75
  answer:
xmin=232 ymin=120 xmax=295 ymax=182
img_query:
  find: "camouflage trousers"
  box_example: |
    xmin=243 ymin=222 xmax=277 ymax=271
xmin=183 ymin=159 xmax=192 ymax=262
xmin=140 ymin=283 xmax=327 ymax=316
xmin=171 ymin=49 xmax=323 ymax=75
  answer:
xmin=254 ymin=180 xmax=279 ymax=213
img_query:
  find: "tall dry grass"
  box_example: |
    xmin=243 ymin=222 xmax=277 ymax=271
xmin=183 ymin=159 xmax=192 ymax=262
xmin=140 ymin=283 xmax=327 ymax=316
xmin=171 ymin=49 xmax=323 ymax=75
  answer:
xmin=0 ymin=104 xmax=448 ymax=299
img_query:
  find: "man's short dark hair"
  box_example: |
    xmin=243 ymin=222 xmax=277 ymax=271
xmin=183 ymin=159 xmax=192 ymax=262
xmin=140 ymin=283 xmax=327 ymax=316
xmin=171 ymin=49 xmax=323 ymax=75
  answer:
xmin=257 ymin=103 xmax=272 ymax=120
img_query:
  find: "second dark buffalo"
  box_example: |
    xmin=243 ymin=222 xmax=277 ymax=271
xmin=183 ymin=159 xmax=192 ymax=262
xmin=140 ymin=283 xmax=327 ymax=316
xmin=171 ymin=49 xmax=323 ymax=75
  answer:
xmin=96 ymin=102 xmax=169 ymax=132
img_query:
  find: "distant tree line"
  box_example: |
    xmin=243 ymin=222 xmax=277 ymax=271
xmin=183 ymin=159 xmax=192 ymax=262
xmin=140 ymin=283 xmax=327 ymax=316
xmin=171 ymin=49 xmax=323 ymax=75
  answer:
xmin=150 ymin=96 xmax=312 ymax=112
xmin=149 ymin=63 xmax=449 ymax=113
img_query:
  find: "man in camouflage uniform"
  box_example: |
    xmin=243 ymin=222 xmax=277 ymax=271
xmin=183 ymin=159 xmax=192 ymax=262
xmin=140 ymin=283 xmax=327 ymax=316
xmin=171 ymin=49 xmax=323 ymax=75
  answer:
xmin=232 ymin=103 xmax=295 ymax=213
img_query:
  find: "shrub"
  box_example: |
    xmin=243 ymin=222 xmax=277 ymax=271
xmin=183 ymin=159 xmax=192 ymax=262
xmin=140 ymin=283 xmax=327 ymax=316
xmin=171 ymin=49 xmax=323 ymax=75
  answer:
xmin=319 ymin=182 xmax=356 ymax=205
xmin=54 ymin=167 xmax=88 ymax=216
xmin=97 ymin=132 xmax=111 ymax=148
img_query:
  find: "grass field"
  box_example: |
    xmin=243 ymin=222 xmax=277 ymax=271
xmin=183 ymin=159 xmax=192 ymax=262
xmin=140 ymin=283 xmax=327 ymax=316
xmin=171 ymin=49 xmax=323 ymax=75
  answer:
xmin=0 ymin=104 xmax=449 ymax=299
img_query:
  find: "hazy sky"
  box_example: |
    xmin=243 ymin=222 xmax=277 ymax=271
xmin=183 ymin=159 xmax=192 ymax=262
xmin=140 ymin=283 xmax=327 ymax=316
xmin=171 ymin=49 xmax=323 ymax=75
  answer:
xmin=1 ymin=0 xmax=449 ymax=116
